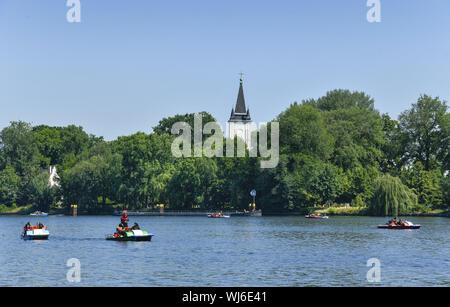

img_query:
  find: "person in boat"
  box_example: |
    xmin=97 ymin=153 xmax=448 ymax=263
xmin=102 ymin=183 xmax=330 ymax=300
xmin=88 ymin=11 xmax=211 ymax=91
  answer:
xmin=36 ymin=222 xmax=44 ymax=229
xmin=116 ymin=222 xmax=128 ymax=237
xmin=23 ymin=222 xmax=31 ymax=234
xmin=132 ymin=222 xmax=140 ymax=230
xmin=121 ymin=212 xmax=129 ymax=227
xmin=388 ymin=217 xmax=397 ymax=226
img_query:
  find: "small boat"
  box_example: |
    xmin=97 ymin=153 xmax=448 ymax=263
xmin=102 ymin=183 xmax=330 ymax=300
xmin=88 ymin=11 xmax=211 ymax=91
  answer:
xmin=378 ymin=219 xmax=421 ymax=230
xmin=22 ymin=227 xmax=50 ymax=240
xmin=243 ymin=209 xmax=262 ymax=217
xmin=305 ymin=214 xmax=329 ymax=219
xmin=207 ymin=214 xmax=230 ymax=218
xmin=106 ymin=229 xmax=154 ymax=242
xmin=30 ymin=211 xmax=48 ymax=217
xmin=377 ymin=224 xmax=421 ymax=230
xmin=378 ymin=220 xmax=421 ymax=230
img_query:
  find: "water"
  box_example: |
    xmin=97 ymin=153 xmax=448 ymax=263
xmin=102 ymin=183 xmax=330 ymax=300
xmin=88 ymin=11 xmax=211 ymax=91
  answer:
xmin=0 ymin=216 xmax=448 ymax=286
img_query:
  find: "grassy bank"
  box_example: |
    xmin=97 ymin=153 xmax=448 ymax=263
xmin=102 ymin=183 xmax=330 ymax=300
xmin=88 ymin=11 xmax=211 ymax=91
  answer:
xmin=0 ymin=204 xmax=34 ymax=215
xmin=314 ymin=206 xmax=369 ymax=216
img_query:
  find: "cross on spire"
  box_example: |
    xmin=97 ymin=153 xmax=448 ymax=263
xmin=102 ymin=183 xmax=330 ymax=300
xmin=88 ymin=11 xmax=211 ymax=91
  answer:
xmin=239 ymin=72 xmax=244 ymax=82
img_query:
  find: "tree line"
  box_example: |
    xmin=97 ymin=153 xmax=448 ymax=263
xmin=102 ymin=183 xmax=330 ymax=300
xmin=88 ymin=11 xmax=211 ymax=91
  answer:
xmin=0 ymin=90 xmax=448 ymax=215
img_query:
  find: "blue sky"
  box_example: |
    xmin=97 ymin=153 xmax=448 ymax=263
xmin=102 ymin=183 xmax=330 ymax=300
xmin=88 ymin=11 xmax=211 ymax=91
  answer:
xmin=1 ymin=0 xmax=449 ymax=140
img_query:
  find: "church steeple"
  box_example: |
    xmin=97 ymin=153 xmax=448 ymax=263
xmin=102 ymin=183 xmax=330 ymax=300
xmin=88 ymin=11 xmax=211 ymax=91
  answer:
xmin=229 ymin=78 xmax=251 ymax=122
xmin=228 ymin=76 xmax=253 ymax=148
xmin=235 ymin=78 xmax=247 ymax=114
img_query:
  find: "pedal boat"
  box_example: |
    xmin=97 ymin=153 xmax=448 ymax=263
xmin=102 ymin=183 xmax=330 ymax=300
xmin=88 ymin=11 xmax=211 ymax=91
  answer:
xmin=22 ymin=227 xmax=50 ymax=240
xmin=106 ymin=229 xmax=154 ymax=241
xmin=207 ymin=214 xmax=230 ymax=218
xmin=377 ymin=224 xmax=421 ymax=230
xmin=305 ymin=214 xmax=329 ymax=219
xmin=30 ymin=211 xmax=49 ymax=217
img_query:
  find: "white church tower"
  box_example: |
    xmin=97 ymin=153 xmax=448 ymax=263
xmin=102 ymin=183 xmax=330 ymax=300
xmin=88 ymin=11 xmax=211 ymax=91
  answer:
xmin=228 ymin=78 xmax=252 ymax=147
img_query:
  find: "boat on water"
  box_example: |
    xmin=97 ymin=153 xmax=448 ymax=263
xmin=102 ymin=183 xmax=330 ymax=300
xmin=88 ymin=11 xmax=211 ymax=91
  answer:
xmin=22 ymin=226 xmax=50 ymax=240
xmin=207 ymin=213 xmax=230 ymax=218
xmin=378 ymin=219 xmax=421 ymax=230
xmin=243 ymin=209 xmax=262 ymax=217
xmin=305 ymin=213 xmax=329 ymax=219
xmin=377 ymin=224 xmax=421 ymax=230
xmin=30 ymin=211 xmax=48 ymax=217
xmin=106 ymin=229 xmax=154 ymax=241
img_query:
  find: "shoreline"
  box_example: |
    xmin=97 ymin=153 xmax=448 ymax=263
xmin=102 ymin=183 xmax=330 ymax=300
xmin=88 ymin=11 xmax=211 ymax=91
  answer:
xmin=0 ymin=210 xmax=448 ymax=217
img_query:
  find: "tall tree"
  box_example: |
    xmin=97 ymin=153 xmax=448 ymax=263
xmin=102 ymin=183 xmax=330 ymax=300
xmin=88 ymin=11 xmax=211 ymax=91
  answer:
xmin=399 ymin=95 xmax=449 ymax=171
xmin=278 ymin=103 xmax=333 ymax=160
xmin=0 ymin=166 xmax=21 ymax=206
xmin=30 ymin=173 xmax=57 ymax=212
xmin=380 ymin=114 xmax=407 ymax=175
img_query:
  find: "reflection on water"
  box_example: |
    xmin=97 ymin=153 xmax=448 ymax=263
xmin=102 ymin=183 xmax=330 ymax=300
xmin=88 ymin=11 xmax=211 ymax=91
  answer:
xmin=0 ymin=216 xmax=448 ymax=286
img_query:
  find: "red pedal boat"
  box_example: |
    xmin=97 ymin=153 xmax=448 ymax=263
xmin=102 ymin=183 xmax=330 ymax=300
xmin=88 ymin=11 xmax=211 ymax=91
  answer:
xmin=377 ymin=224 xmax=421 ymax=229
xmin=378 ymin=219 xmax=421 ymax=229
xmin=207 ymin=213 xmax=230 ymax=218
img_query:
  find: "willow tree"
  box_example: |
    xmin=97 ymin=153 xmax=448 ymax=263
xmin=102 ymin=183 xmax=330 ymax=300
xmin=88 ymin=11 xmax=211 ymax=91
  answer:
xmin=369 ymin=174 xmax=417 ymax=216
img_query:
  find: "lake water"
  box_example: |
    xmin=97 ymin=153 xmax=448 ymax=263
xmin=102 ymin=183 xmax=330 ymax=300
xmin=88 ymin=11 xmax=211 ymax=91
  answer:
xmin=0 ymin=216 xmax=448 ymax=286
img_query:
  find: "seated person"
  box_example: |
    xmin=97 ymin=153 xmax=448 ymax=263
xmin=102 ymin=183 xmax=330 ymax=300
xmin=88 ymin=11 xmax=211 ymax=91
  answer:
xmin=132 ymin=222 xmax=140 ymax=230
xmin=23 ymin=222 xmax=31 ymax=233
xmin=116 ymin=222 xmax=128 ymax=237
xmin=36 ymin=222 xmax=44 ymax=229
xmin=121 ymin=212 xmax=129 ymax=225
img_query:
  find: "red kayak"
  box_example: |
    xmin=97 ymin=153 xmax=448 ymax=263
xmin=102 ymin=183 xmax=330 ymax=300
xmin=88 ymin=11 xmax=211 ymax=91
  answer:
xmin=377 ymin=224 xmax=421 ymax=230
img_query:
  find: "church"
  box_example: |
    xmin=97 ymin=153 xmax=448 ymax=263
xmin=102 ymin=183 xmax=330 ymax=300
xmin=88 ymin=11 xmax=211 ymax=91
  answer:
xmin=228 ymin=78 xmax=253 ymax=146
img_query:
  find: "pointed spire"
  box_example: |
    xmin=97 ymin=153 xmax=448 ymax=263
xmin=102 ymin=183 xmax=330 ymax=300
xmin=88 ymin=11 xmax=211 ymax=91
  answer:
xmin=229 ymin=77 xmax=251 ymax=122
xmin=235 ymin=78 xmax=247 ymax=114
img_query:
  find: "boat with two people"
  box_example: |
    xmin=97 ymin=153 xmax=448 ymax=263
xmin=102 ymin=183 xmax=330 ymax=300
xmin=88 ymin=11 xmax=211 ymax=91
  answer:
xmin=22 ymin=221 xmax=50 ymax=240
xmin=378 ymin=217 xmax=421 ymax=229
xmin=106 ymin=211 xmax=154 ymax=241
xmin=305 ymin=213 xmax=329 ymax=219
xmin=207 ymin=211 xmax=230 ymax=218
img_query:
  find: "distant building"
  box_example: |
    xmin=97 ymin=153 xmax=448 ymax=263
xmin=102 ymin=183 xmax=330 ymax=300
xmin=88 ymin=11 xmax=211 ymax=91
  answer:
xmin=228 ymin=78 xmax=252 ymax=147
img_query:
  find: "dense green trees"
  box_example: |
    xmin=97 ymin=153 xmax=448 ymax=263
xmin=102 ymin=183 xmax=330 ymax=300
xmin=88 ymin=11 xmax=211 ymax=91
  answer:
xmin=0 ymin=166 xmax=20 ymax=206
xmin=398 ymin=95 xmax=448 ymax=171
xmin=30 ymin=173 xmax=57 ymax=212
xmin=0 ymin=91 xmax=448 ymax=215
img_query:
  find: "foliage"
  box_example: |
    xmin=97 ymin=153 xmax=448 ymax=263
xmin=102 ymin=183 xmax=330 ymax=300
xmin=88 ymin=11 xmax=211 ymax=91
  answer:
xmin=369 ymin=174 xmax=418 ymax=216
xmin=30 ymin=173 xmax=57 ymax=211
xmin=0 ymin=166 xmax=21 ymax=206
xmin=398 ymin=95 xmax=448 ymax=171
xmin=0 ymin=91 xmax=447 ymax=216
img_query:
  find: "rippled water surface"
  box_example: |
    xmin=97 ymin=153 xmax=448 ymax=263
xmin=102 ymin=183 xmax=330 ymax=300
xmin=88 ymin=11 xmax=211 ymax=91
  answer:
xmin=0 ymin=216 xmax=448 ymax=286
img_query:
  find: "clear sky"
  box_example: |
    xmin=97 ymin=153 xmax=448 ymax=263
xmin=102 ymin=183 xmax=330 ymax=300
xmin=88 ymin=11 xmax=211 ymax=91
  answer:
xmin=1 ymin=0 xmax=449 ymax=140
